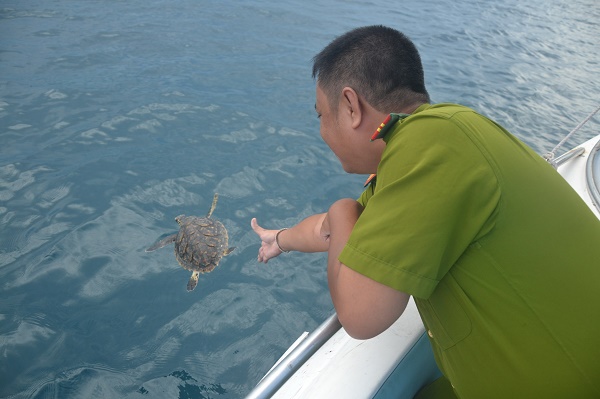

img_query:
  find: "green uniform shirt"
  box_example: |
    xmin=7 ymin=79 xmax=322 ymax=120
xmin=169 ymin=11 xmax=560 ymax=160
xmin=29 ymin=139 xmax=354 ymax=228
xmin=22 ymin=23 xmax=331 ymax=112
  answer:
xmin=339 ymin=103 xmax=600 ymax=398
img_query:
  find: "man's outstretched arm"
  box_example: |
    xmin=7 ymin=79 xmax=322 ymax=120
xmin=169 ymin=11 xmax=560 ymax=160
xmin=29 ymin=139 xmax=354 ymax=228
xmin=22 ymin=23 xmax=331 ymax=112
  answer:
xmin=251 ymin=213 xmax=329 ymax=263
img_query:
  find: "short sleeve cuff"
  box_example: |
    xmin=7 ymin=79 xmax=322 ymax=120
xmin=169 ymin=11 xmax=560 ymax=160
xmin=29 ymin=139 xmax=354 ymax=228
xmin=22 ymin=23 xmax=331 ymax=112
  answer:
xmin=339 ymin=243 xmax=438 ymax=299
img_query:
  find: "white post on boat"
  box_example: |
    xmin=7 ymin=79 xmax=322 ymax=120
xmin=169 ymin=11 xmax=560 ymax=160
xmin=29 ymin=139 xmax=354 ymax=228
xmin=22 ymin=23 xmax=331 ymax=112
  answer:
xmin=245 ymin=313 xmax=343 ymax=399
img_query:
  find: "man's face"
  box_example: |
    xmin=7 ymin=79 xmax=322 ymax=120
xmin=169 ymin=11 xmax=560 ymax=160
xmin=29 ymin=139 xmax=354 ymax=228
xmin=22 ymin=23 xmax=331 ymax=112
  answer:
xmin=315 ymin=84 xmax=384 ymax=174
xmin=315 ymin=84 xmax=355 ymax=172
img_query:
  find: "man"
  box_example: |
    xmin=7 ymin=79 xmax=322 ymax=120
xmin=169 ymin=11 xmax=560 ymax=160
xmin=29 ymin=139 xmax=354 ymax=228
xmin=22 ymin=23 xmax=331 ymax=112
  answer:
xmin=251 ymin=25 xmax=600 ymax=398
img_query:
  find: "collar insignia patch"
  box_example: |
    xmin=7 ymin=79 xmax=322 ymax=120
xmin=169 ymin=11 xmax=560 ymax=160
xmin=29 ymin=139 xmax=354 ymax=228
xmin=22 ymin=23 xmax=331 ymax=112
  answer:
xmin=363 ymin=173 xmax=377 ymax=187
xmin=370 ymin=113 xmax=410 ymax=141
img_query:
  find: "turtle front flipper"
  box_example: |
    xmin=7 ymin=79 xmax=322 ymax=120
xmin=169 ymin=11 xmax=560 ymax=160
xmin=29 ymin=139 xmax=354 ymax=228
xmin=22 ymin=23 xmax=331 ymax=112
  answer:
xmin=187 ymin=271 xmax=200 ymax=291
xmin=145 ymin=233 xmax=177 ymax=252
xmin=206 ymin=193 xmax=218 ymax=218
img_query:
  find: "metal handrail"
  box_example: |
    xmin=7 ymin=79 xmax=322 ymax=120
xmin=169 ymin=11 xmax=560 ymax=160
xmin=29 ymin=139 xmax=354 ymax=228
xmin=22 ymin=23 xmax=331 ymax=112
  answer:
xmin=551 ymin=146 xmax=585 ymax=168
xmin=245 ymin=313 xmax=342 ymax=399
xmin=544 ymin=104 xmax=600 ymax=163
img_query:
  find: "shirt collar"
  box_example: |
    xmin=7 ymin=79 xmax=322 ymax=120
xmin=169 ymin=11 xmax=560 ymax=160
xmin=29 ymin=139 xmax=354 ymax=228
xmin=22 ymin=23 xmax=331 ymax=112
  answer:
xmin=365 ymin=104 xmax=431 ymax=188
xmin=370 ymin=103 xmax=431 ymax=141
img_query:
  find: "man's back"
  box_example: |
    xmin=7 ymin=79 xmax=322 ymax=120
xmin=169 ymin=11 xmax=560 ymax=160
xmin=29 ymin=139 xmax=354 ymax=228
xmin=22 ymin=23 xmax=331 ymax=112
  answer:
xmin=409 ymin=104 xmax=600 ymax=397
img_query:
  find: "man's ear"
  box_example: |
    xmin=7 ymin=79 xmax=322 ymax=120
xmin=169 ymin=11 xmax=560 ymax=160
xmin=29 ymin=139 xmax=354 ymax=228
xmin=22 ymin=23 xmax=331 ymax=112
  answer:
xmin=341 ymin=87 xmax=362 ymax=129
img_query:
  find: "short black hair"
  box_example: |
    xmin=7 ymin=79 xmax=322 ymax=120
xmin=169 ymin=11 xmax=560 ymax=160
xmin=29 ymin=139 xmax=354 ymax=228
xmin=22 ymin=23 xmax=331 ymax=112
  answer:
xmin=312 ymin=25 xmax=430 ymax=113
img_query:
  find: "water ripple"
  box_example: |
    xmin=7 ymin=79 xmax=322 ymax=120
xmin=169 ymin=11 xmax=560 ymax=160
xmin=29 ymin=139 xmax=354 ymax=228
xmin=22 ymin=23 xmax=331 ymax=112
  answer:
xmin=215 ymin=167 xmax=264 ymax=199
xmin=1 ymin=0 xmax=598 ymax=397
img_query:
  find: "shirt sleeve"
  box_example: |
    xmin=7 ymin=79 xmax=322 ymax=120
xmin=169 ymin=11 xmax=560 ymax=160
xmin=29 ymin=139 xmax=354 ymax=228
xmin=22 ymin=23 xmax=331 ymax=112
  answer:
xmin=339 ymin=116 xmax=501 ymax=299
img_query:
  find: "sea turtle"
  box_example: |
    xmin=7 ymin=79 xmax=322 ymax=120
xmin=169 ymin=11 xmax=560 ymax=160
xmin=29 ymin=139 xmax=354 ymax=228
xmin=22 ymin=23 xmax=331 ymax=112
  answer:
xmin=146 ymin=193 xmax=234 ymax=291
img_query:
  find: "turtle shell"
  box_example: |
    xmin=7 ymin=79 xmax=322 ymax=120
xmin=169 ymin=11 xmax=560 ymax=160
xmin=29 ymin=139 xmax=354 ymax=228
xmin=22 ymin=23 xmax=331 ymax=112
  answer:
xmin=173 ymin=215 xmax=229 ymax=273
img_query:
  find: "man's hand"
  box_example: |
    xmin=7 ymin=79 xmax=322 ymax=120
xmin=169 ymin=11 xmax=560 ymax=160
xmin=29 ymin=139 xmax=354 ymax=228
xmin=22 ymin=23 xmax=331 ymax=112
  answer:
xmin=251 ymin=213 xmax=330 ymax=264
xmin=251 ymin=218 xmax=283 ymax=263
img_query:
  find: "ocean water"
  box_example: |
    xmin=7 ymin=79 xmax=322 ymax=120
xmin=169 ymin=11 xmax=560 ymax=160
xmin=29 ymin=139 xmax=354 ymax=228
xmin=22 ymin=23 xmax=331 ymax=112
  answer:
xmin=1 ymin=0 xmax=598 ymax=398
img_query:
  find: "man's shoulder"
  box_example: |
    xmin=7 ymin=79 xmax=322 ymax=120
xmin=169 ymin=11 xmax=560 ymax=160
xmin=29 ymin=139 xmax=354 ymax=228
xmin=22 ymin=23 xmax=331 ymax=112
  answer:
xmin=410 ymin=103 xmax=478 ymax=120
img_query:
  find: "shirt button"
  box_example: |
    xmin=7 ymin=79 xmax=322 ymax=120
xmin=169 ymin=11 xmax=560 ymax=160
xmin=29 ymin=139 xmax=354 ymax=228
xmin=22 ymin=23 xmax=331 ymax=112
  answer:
xmin=428 ymin=330 xmax=434 ymax=338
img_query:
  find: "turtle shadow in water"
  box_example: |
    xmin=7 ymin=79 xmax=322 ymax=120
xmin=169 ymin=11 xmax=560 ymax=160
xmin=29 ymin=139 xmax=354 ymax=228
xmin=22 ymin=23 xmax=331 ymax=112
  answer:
xmin=146 ymin=193 xmax=235 ymax=291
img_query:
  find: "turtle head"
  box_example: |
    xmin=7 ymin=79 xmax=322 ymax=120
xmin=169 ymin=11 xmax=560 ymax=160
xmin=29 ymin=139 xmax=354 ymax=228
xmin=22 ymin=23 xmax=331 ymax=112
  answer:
xmin=175 ymin=215 xmax=186 ymax=225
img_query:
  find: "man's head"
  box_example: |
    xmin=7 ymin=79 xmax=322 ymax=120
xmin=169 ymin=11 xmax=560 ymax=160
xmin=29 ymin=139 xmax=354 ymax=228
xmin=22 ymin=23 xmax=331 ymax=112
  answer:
xmin=312 ymin=25 xmax=430 ymax=115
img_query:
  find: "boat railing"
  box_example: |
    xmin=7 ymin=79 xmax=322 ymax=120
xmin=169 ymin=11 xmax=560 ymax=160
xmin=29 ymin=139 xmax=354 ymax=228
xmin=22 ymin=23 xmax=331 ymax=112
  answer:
xmin=551 ymin=146 xmax=585 ymax=168
xmin=245 ymin=313 xmax=342 ymax=399
xmin=544 ymin=104 xmax=600 ymax=167
xmin=585 ymin=137 xmax=600 ymax=213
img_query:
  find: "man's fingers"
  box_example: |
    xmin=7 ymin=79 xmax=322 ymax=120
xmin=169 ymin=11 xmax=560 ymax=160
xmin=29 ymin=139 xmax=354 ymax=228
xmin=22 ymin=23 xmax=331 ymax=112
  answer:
xmin=251 ymin=218 xmax=262 ymax=234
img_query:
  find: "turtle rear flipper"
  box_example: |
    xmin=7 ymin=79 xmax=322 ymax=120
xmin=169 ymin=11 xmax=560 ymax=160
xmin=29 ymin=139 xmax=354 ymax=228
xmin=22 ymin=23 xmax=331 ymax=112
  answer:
xmin=145 ymin=233 xmax=177 ymax=252
xmin=187 ymin=271 xmax=200 ymax=291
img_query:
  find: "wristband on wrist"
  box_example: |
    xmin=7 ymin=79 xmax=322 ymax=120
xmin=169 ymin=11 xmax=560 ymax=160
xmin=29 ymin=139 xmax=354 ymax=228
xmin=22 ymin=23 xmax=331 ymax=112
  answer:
xmin=275 ymin=228 xmax=290 ymax=253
